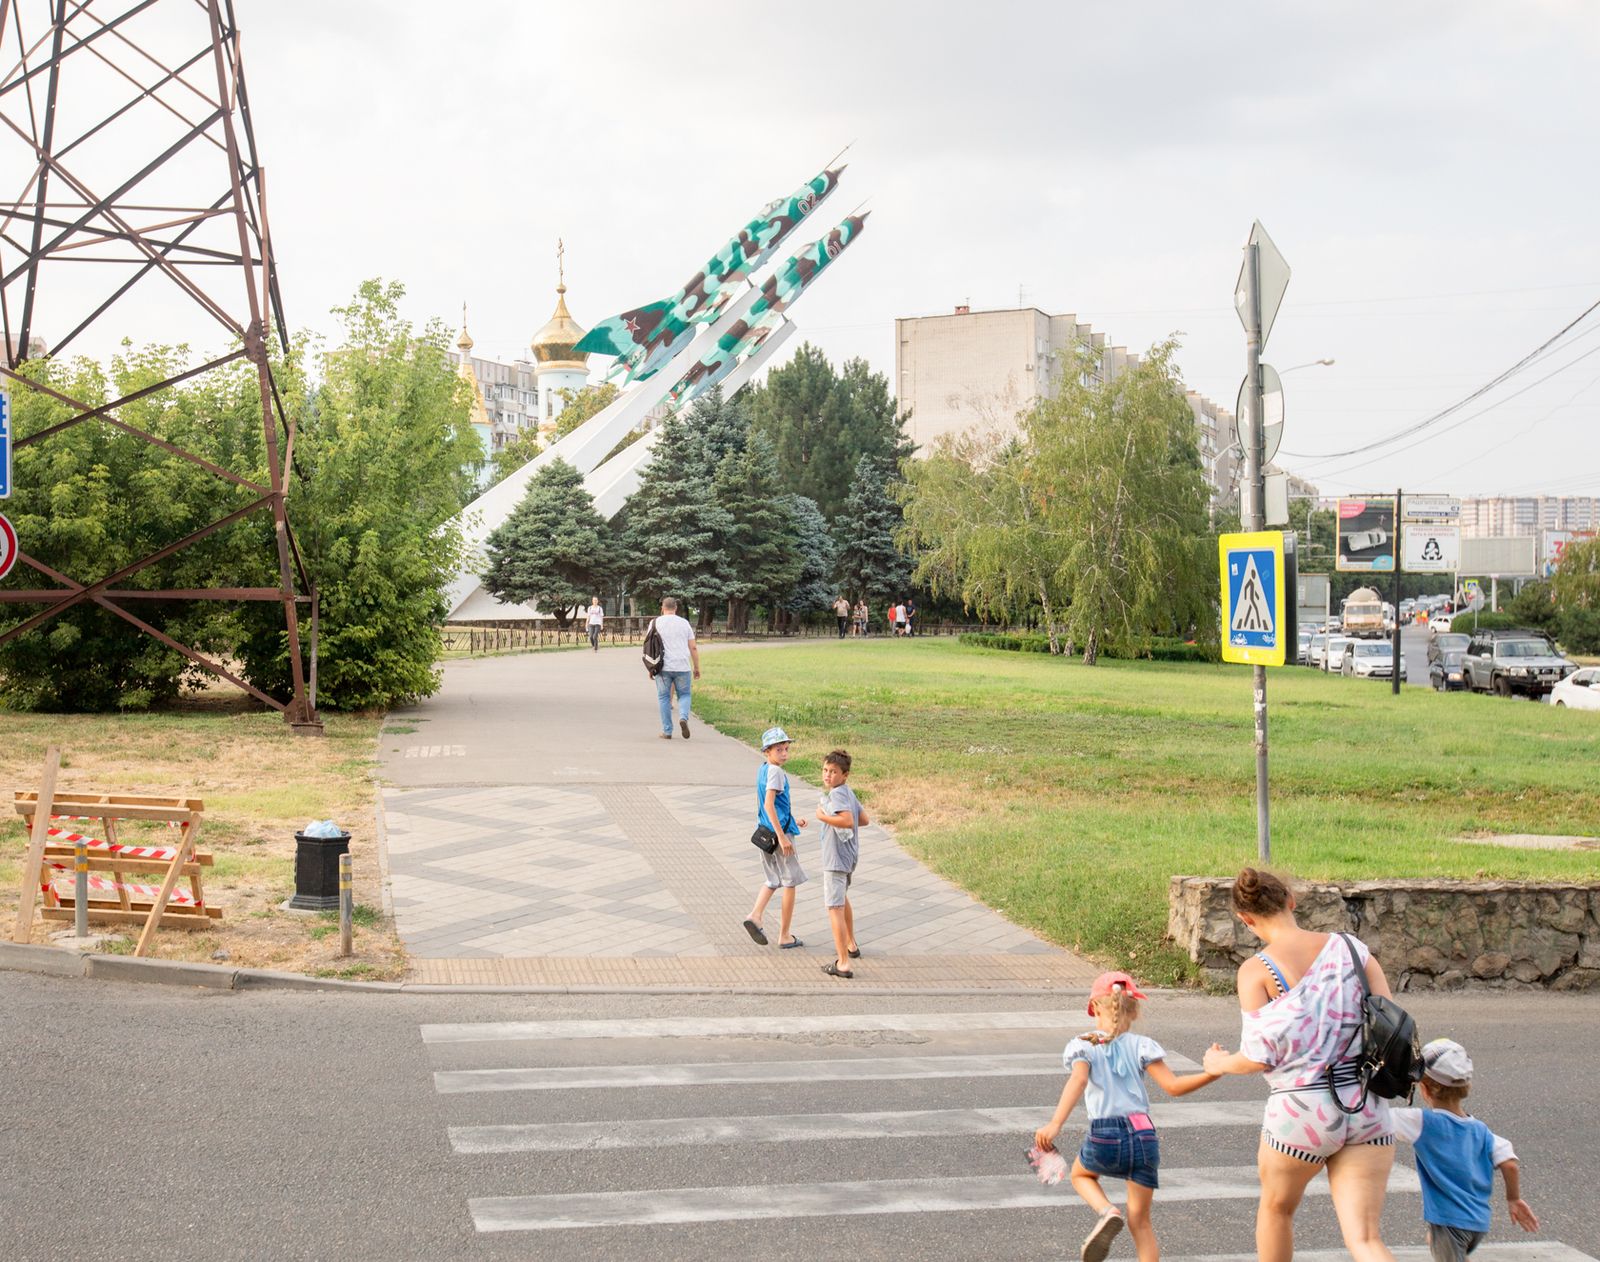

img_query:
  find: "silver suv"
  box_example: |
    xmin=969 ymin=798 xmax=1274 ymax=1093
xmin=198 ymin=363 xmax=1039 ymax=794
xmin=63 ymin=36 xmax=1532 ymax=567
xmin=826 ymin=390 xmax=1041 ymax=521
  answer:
xmin=1462 ymin=630 xmax=1576 ymax=699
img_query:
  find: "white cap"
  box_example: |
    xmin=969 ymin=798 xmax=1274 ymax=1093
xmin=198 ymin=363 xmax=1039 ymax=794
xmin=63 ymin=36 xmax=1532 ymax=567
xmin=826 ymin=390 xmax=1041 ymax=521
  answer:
xmin=1423 ymin=1038 xmax=1473 ymax=1087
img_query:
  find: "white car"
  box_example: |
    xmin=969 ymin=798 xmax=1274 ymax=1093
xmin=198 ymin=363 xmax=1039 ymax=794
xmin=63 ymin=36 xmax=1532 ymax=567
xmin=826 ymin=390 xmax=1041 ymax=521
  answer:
xmin=1345 ymin=527 xmax=1391 ymax=553
xmin=1432 ymin=613 xmax=1454 ymax=634
xmin=1342 ymin=641 xmax=1408 ymax=682
xmin=1323 ymin=635 xmax=1354 ymax=673
xmin=1550 ymin=667 xmax=1600 ymax=711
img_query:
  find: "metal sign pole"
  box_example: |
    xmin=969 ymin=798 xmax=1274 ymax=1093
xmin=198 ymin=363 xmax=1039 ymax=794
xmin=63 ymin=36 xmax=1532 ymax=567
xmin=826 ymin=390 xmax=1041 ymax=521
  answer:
xmin=1392 ymin=489 xmax=1403 ymax=696
xmin=1245 ymin=242 xmax=1270 ymax=863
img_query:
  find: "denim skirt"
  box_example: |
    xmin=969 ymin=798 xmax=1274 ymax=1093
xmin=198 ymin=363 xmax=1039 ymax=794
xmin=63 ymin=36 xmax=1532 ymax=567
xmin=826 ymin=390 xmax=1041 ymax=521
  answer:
xmin=1078 ymin=1115 xmax=1160 ymax=1189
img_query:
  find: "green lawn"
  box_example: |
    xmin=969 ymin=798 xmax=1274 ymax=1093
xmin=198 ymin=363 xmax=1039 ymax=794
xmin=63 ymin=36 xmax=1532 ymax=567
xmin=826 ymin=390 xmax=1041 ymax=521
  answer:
xmin=693 ymin=639 xmax=1600 ymax=984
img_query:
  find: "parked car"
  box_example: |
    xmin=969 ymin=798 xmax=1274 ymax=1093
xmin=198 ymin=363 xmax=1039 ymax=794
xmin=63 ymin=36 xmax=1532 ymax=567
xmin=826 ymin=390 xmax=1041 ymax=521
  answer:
xmin=1297 ymin=630 xmax=1313 ymax=665
xmin=1343 ymin=641 xmax=1407 ymax=681
xmin=1427 ymin=633 xmax=1471 ymax=691
xmin=1431 ymin=613 xmax=1454 ymax=634
xmin=1306 ymin=633 xmax=1329 ymax=670
xmin=1550 ymin=667 xmax=1600 ymax=711
xmin=1323 ymin=635 xmax=1354 ymax=673
xmin=1461 ymin=629 xmax=1577 ymax=699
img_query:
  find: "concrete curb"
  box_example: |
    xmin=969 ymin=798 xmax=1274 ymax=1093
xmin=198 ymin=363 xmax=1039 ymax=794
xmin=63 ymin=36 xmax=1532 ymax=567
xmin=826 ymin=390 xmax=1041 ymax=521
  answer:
xmin=2 ymin=941 xmax=1101 ymax=998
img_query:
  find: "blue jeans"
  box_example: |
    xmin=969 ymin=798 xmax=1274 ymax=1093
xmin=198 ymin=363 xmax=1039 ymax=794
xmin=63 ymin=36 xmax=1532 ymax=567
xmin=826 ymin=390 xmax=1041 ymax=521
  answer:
xmin=655 ymin=670 xmax=692 ymax=732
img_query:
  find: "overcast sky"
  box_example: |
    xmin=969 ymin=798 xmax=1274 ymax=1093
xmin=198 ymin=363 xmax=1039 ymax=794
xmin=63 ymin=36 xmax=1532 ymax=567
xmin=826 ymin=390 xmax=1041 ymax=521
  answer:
xmin=21 ymin=1 xmax=1600 ymax=499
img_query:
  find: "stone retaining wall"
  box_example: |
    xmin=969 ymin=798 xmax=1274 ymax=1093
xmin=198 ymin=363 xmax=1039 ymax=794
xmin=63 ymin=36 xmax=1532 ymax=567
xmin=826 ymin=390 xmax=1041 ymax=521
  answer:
xmin=1168 ymin=875 xmax=1600 ymax=991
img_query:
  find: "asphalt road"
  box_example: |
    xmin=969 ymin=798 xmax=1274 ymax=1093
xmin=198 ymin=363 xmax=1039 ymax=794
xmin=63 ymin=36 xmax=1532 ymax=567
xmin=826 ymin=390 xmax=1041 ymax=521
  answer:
xmin=4 ymin=972 xmax=1596 ymax=1262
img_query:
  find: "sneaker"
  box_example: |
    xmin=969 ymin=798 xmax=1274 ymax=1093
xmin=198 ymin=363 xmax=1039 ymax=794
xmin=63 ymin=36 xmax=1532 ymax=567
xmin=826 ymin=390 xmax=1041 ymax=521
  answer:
xmin=680 ymin=719 xmax=691 ymax=739
xmin=1081 ymin=1209 xmax=1124 ymax=1262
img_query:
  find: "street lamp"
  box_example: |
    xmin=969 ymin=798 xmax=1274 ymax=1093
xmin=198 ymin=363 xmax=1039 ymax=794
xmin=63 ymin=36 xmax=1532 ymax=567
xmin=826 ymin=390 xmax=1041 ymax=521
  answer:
xmin=1279 ymin=357 xmax=1335 ymax=374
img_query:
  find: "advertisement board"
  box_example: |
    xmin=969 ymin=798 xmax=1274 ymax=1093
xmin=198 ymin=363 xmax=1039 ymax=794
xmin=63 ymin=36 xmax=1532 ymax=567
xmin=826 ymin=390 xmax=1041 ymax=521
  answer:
xmin=1401 ymin=523 xmax=1460 ymax=574
xmin=1337 ymin=496 xmax=1396 ymax=572
xmin=1543 ymin=529 xmax=1596 ymax=578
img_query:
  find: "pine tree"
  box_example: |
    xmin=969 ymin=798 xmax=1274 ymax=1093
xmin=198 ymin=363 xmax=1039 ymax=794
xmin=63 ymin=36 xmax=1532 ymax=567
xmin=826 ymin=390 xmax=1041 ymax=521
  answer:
xmin=833 ymin=454 xmax=912 ymax=604
xmin=481 ymin=458 xmax=614 ymax=627
xmin=781 ymin=494 xmax=839 ymax=620
xmin=618 ymin=411 xmax=730 ymax=612
xmin=712 ymin=432 xmax=802 ymax=631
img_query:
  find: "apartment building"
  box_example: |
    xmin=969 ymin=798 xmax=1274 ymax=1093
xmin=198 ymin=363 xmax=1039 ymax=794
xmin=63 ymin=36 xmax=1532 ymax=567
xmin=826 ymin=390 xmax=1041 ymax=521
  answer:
xmin=1458 ymin=495 xmax=1599 ymax=538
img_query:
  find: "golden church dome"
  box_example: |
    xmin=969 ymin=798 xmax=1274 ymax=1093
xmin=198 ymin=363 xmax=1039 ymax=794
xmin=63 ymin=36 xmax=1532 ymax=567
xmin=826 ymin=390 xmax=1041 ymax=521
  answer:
xmin=531 ymin=283 xmax=589 ymax=370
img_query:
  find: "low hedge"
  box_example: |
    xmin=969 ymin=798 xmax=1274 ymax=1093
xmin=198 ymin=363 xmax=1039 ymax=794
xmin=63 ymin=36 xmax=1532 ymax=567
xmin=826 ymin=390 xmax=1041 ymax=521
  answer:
xmin=958 ymin=632 xmax=1211 ymax=663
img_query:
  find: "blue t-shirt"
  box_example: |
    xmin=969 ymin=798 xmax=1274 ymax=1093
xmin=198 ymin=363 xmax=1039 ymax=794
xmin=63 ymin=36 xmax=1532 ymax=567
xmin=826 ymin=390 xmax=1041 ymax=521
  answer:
xmin=1412 ymin=1110 xmax=1498 ymax=1232
xmin=756 ymin=763 xmax=798 ymax=836
xmin=1063 ymin=1032 xmax=1165 ymax=1120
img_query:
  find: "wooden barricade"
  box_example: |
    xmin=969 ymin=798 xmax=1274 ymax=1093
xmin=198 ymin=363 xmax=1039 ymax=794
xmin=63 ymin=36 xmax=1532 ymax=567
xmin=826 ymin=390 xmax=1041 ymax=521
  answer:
xmin=13 ymin=780 xmax=214 ymax=957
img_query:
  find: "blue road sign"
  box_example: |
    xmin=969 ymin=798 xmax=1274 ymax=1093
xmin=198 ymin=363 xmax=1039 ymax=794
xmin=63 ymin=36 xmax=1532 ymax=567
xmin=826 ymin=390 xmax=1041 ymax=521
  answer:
xmin=0 ymin=388 xmax=10 ymax=499
xmin=1219 ymin=531 xmax=1286 ymax=666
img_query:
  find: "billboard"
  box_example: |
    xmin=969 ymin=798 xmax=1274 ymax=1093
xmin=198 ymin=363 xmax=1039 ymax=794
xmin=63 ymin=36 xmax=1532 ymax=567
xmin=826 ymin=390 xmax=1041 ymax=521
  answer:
xmin=1543 ymin=529 xmax=1596 ymax=578
xmin=1337 ymin=496 xmax=1396 ymax=572
xmin=1459 ymin=535 xmax=1537 ymax=578
xmin=1401 ymin=523 xmax=1460 ymax=574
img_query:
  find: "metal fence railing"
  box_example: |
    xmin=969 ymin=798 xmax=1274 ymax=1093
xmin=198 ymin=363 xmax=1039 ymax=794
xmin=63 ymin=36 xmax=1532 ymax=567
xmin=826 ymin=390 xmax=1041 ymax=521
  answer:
xmin=440 ymin=620 xmax=1005 ymax=655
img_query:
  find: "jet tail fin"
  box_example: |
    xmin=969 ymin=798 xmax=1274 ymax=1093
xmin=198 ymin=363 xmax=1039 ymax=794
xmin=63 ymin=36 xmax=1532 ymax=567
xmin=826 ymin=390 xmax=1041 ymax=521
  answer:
xmin=574 ymin=300 xmax=672 ymax=357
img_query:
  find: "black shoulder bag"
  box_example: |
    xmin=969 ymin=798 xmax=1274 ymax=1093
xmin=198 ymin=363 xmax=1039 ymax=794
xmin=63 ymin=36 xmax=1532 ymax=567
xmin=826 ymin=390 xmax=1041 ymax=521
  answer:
xmin=1328 ymin=932 xmax=1423 ymax=1114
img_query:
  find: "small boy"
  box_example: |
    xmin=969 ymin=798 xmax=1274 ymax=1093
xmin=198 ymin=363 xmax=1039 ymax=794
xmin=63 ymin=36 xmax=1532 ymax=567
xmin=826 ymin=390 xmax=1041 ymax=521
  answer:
xmin=742 ymin=727 xmax=807 ymax=949
xmin=1392 ymin=1038 xmax=1539 ymax=1262
xmin=815 ymin=749 xmax=868 ymax=978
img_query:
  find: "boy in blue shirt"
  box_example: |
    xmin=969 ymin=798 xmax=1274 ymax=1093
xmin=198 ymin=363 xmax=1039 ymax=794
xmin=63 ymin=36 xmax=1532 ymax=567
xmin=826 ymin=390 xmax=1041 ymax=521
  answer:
xmin=1391 ymin=1038 xmax=1539 ymax=1262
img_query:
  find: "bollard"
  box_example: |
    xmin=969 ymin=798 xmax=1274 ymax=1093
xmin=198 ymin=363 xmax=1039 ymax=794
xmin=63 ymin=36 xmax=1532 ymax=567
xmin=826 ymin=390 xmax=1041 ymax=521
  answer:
xmin=74 ymin=837 xmax=89 ymax=938
xmin=338 ymin=853 xmax=353 ymax=957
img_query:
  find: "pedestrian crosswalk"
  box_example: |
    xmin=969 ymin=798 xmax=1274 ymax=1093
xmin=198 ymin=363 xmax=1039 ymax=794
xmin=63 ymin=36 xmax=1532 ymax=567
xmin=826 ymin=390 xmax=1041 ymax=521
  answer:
xmin=422 ymin=1007 xmax=1590 ymax=1258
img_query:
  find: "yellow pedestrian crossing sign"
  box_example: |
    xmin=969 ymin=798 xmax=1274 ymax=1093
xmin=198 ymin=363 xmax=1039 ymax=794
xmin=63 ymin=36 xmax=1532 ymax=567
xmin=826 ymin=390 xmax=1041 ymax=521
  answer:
xmin=1220 ymin=531 xmax=1286 ymax=666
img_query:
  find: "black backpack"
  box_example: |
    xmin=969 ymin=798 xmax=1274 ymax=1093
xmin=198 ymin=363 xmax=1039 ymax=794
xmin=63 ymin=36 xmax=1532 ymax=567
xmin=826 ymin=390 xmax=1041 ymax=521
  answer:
xmin=641 ymin=619 xmax=665 ymax=678
xmin=1329 ymin=933 xmax=1423 ymax=1113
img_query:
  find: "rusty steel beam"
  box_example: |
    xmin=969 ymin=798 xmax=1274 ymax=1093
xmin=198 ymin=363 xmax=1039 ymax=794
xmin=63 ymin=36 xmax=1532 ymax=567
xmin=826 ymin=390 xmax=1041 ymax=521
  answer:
xmin=0 ymin=587 xmax=287 ymax=601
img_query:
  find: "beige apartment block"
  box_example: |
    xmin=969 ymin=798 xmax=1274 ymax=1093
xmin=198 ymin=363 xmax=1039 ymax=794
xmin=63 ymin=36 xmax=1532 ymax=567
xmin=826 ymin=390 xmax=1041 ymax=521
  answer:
xmin=1459 ymin=495 xmax=1599 ymax=538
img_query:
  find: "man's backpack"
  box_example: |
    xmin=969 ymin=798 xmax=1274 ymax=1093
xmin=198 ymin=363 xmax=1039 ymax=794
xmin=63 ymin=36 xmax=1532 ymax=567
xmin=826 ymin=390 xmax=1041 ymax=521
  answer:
xmin=1329 ymin=933 xmax=1423 ymax=1113
xmin=641 ymin=618 xmax=665 ymax=678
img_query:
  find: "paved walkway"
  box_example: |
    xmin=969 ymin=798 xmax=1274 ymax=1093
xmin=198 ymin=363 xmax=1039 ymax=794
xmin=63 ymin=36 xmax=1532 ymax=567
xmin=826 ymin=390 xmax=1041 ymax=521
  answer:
xmin=380 ymin=645 xmax=1096 ymax=989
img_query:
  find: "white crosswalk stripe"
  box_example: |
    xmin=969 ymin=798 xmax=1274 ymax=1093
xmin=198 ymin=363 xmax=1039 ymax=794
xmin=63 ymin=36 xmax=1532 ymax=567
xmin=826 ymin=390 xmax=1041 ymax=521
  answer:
xmin=423 ymin=1009 xmax=1592 ymax=1255
xmin=469 ymin=1166 xmax=1423 ymax=1233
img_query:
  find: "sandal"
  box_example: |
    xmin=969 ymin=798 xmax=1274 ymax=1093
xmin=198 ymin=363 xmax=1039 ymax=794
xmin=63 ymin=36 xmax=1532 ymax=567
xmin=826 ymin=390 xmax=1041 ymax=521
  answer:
xmin=847 ymin=946 xmax=861 ymax=959
xmin=741 ymin=919 xmax=768 ymax=945
xmin=779 ymin=937 xmax=804 ymax=949
xmin=1081 ymin=1208 xmax=1124 ymax=1262
xmin=822 ymin=961 xmax=854 ymax=979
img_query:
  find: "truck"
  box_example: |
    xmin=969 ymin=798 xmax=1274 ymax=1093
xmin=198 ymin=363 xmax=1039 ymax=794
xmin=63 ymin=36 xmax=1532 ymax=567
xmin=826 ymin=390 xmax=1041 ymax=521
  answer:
xmin=1341 ymin=586 xmax=1386 ymax=639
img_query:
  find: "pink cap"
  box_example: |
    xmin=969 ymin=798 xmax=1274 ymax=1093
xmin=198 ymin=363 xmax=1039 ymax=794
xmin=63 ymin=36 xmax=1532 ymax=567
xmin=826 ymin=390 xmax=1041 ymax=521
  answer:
xmin=1087 ymin=970 xmax=1148 ymax=1016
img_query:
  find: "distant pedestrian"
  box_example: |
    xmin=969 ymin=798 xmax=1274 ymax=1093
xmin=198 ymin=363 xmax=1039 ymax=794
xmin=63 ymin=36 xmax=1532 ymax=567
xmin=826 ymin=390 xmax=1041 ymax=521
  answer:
xmin=585 ymin=595 xmax=604 ymax=651
xmin=743 ymin=727 xmax=808 ymax=948
xmin=852 ymin=599 xmax=868 ymax=637
xmin=1391 ymin=1039 xmax=1539 ymax=1261
xmin=905 ymin=596 xmax=917 ymax=637
xmin=815 ymin=749 xmax=866 ymax=978
xmin=893 ymin=601 xmax=906 ymax=636
xmin=833 ymin=595 xmax=851 ymax=639
xmin=649 ymin=597 xmax=700 ymax=740
xmin=1032 ymin=972 xmax=1220 ymax=1262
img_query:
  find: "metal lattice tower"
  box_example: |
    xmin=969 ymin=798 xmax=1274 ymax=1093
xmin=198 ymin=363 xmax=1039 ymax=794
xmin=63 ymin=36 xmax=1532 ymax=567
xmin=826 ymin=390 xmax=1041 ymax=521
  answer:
xmin=0 ymin=0 xmax=318 ymax=728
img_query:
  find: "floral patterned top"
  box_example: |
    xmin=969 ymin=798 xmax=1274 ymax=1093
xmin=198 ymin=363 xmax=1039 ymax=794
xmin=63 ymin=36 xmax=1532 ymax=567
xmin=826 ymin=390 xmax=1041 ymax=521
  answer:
xmin=1239 ymin=933 xmax=1370 ymax=1091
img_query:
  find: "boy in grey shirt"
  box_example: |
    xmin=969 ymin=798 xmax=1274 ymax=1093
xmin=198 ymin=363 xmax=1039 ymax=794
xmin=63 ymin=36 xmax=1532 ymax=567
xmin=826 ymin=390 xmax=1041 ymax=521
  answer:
xmin=816 ymin=749 xmax=868 ymax=979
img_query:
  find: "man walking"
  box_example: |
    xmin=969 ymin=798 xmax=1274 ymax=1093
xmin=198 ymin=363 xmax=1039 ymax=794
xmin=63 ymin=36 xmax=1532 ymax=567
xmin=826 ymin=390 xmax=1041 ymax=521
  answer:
xmin=833 ymin=594 xmax=851 ymax=639
xmin=652 ymin=596 xmax=700 ymax=739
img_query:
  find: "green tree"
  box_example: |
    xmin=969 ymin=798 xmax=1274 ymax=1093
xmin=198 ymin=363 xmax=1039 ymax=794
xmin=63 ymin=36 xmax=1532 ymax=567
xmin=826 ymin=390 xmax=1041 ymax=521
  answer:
xmin=745 ymin=343 xmax=912 ymax=520
xmin=0 ymin=348 xmax=280 ymax=710
xmin=1026 ymin=340 xmax=1213 ymax=664
xmin=1553 ymin=537 xmax=1600 ymax=653
xmin=899 ymin=432 xmax=1073 ymax=650
xmin=486 ymin=382 xmax=621 ymax=489
xmin=617 ymin=411 xmax=730 ymax=613
xmin=833 ymin=454 xmax=912 ymax=606
xmin=237 ymin=279 xmax=480 ymax=710
xmin=482 ymin=458 xmax=614 ymax=627
xmin=551 ymin=381 xmax=620 ymax=440
xmin=713 ymin=432 xmax=802 ymax=632
xmin=781 ymin=494 xmax=839 ymax=621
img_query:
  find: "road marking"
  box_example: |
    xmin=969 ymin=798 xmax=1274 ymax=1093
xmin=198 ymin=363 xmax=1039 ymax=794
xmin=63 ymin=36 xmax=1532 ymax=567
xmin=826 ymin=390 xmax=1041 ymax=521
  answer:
xmin=434 ymin=1049 xmax=1199 ymax=1095
xmin=469 ymin=1166 xmax=1423 ymax=1232
xmin=1172 ymin=1250 xmax=1594 ymax=1262
xmin=421 ymin=1009 xmax=1087 ymax=1045
xmin=450 ymin=1098 xmax=1262 ymax=1153
xmin=403 ymin=745 xmax=466 ymax=758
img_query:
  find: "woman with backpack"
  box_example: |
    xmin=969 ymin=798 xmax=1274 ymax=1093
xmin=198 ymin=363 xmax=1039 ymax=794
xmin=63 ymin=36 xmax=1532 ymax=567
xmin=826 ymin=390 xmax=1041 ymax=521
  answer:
xmin=1203 ymin=868 xmax=1401 ymax=1262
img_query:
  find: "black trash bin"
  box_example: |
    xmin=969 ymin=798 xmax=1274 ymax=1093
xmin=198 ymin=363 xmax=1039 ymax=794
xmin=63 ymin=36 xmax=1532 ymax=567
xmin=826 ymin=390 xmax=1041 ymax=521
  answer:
xmin=290 ymin=830 xmax=351 ymax=911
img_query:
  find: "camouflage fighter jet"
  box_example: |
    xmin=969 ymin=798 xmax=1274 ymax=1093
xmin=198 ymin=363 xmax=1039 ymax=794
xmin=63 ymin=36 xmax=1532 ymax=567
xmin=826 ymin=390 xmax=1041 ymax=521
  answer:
xmin=666 ymin=212 xmax=869 ymax=406
xmin=574 ymin=164 xmax=844 ymax=384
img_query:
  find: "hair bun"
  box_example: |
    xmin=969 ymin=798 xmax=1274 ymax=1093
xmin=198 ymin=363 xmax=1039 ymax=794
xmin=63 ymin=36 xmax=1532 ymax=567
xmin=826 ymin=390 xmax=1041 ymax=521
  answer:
xmin=1231 ymin=866 xmax=1290 ymax=916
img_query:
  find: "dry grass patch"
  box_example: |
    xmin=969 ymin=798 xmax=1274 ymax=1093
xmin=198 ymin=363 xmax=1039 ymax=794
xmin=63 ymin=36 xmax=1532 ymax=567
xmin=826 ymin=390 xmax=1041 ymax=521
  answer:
xmin=0 ymin=696 xmax=401 ymax=978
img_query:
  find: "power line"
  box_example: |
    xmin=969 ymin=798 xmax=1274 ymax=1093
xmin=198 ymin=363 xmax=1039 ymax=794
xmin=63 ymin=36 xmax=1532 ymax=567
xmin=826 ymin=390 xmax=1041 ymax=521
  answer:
xmin=1281 ymin=297 xmax=1600 ymax=461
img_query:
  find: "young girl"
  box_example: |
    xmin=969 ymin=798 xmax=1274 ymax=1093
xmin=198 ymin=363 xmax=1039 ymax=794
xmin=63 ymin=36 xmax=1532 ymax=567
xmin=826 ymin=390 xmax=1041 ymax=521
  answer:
xmin=741 ymin=726 xmax=808 ymax=948
xmin=1034 ymin=971 xmax=1219 ymax=1262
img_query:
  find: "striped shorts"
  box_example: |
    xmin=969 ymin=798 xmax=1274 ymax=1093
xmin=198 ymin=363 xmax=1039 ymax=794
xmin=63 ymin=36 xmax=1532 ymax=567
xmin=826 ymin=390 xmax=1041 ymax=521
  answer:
xmin=1262 ymin=1065 xmax=1394 ymax=1164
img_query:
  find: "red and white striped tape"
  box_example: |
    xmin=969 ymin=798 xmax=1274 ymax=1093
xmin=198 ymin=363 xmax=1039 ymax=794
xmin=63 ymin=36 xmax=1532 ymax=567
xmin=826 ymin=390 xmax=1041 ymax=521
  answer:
xmin=46 ymin=865 xmax=200 ymax=907
xmin=44 ymin=827 xmax=180 ymax=862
